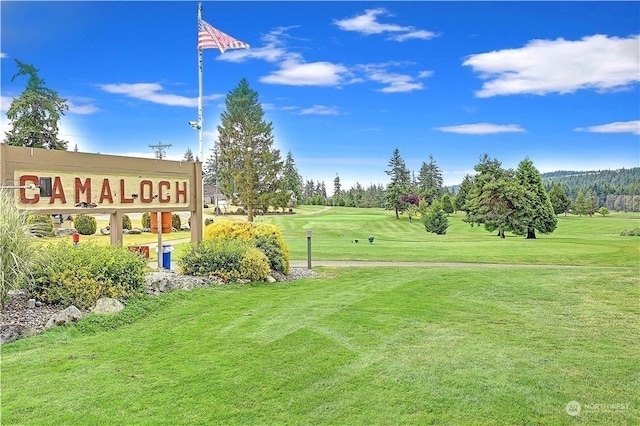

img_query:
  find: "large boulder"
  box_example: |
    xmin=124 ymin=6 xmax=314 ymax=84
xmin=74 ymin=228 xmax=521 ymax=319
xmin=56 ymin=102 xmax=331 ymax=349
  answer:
xmin=92 ymin=298 xmax=125 ymax=315
xmin=54 ymin=228 xmax=77 ymax=237
xmin=45 ymin=305 xmax=83 ymax=329
xmin=145 ymin=271 xmax=211 ymax=293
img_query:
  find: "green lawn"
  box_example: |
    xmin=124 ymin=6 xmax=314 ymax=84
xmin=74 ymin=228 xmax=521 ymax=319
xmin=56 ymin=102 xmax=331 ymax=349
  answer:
xmin=2 ymin=267 xmax=637 ymax=424
xmin=2 ymin=207 xmax=638 ymax=424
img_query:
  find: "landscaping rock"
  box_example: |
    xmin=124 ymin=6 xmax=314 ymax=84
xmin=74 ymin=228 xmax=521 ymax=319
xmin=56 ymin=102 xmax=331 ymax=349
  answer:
xmin=145 ymin=271 xmax=212 ymax=293
xmin=45 ymin=305 xmax=83 ymax=329
xmin=126 ymin=228 xmax=143 ymax=235
xmin=0 ymin=324 xmax=36 ymax=345
xmin=99 ymin=227 xmax=110 ymax=235
xmin=92 ymin=298 xmax=125 ymax=315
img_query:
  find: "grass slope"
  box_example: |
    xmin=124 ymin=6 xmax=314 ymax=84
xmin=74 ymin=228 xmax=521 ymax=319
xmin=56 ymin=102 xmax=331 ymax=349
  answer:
xmin=2 ymin=267 xmax=638 ymax=425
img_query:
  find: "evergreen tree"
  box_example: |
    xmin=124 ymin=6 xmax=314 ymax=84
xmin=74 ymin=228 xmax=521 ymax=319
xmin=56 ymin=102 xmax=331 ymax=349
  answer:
xmin=422 ymin=200 xmax=450 ymax=235
xmin=183 ymin=147 xmax=195 ymax=162
xmin=282 ymin=151 xmax=302 ymax=199
xmin=513 ymin=158 xmax=557 ymax=239
xmin=333 ymin=174 xmax=344 ymax=206
xmin=464 ymin=155 xmax=524 ymax=238
xmin=384 ymin=148 xmax=411 ymax=219
xmin=441 ymin=193 xmax=454 ymax=214
xmin=216 ymin=79 xmax=282 ymax=222
xmin=5 ymin=60 xmax=68 ymax=149
xmin=455 ymin=174 xmax=474 ymax=213
xmin=203 ymin=146 xmax=219 ymax=186
xmin=585 ymin=190 xmax=598 ymax=216
xmin=416 ymin=155 xmax=444 ymax=205
xmin=574 ymin=190 xmax=587 ymax=216
xmin=548 ymin=183 xmax=571 ymax=216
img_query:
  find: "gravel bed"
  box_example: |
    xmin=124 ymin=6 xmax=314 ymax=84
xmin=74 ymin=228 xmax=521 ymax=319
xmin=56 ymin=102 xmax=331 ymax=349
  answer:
xmin=1 ymin=267 xmax=326 ymax=342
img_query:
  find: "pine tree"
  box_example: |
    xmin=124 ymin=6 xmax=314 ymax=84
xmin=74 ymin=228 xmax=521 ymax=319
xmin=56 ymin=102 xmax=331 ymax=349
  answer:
xmin=416 ymin=154 xmax=443 ymax=205
xmin=384 ymin=148 xmax=411 ymax=219
xmin=455 ymin=175 xmax=474 ymax=213
xmin=574 ymin=190 xmax=587 ymax=216
xmin=513 ymin=158 xmax=557 ymax=239
xmin=422 ymin=200 xmax=450 ymax=235
xmin=216 ymin=79 xmax=282 ymax=222
xmin=548 ymin=183 xmax=571 ymax=216
xmin=333 ymin=174 xmax=344 ymax=206
xmin=441 ymin=193 xmax=454 ymax=214
xmin=183 ymin=147 xmax=195 ymax=162
xmin=5 ymin=60 xmax=68 ymax=149
xmin=282 ymin=151 xmax=302 ymax=200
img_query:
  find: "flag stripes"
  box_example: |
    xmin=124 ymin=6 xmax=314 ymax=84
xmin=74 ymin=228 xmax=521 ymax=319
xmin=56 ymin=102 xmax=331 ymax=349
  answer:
xmin=198 ymin=19 xmax=249 ymax=53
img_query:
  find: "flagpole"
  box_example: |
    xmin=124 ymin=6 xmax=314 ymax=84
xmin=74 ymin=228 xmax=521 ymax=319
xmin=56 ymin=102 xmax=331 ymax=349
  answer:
xmin=197 ymin=2 xmax=204 ymax=163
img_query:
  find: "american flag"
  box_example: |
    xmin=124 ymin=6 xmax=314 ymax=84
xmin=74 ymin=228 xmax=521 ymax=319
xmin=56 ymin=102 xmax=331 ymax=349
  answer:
xmin=198 ymin=19 xmax=249 ymax=53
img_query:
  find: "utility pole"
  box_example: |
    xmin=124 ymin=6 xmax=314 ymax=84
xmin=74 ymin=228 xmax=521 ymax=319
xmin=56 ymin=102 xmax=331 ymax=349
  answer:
xmin=149 ymin=142 xmax=172 ymax=159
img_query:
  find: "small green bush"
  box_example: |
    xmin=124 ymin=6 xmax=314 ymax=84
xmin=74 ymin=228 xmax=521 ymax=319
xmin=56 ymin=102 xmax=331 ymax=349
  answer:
xmin=620 ymin=227 xmax=640 ymax=236
xmin=73 ymin=214 xmax=97 ymax=235
xmin=178 ymin=239 xmax=269 ymax=282
xmin=27 ymin=242 xmax=146 ymax=308
xmin=122 ymin=214 xmax=132 ymax=230
xmin=172 ymin=213 xmax=181 ymax=230
xmin=254 ymin=223 xmax=290 ymax=274
xmin=26 ymin=214 xmax=54 ymax=237
xmin=205 ymin=218 xmax=214 ymax=226
xmin=141 ymin=212 xmax=151 ymax=228
xmin=422 ymin=201 xmax=450 ymax=235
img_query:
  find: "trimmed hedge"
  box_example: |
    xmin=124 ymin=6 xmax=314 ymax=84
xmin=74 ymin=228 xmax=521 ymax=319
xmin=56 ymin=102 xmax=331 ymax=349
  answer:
xmin=26 ymin=214 xmax=54 ymax=237
xmin=74 ymin=214 xmax=97 ymax=235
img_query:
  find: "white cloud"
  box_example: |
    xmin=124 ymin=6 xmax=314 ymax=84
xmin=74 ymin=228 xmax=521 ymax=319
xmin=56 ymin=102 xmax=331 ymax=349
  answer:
xmin=99 ymin=83 xmax=221 ymax=107
xmin=575 ymin=120 xmax=640 ymax=136
xmin=66 ymin=97 xmax=100 ymax=115
xmin=217 ymin=26 xmax=294 ymax=63
xmin=334 ymin=8 xmax=437 ymax=41
xmin=300 ymin=105 xmax=340 ymax=115
xmin=358 ymin=63 xmax=430 ymax=93
xmin=260 ymin=56 xmax=349 ymax=86
xmin=464 ymin=34 xmax=640 ymax=97
xmin=434 ymin=123 xmax=526 ymax=135
xmin=0 ymin=52 xmax=7 ymax=59
xmin=1 ymin=95 xmax=13 ymax=112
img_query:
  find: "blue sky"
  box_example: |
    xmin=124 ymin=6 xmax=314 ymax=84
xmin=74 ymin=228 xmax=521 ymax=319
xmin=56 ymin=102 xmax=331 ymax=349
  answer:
xmin=2 ymin=1 xmax=639 ymax=191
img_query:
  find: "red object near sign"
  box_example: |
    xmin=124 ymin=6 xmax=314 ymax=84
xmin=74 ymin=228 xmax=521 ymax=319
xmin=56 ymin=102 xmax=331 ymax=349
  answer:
xmin=72 ymin=232 xmax=80 ymax=244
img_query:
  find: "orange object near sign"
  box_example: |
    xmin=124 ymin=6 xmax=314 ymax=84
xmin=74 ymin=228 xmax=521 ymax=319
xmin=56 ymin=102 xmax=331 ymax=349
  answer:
xmin=150 ymin=212 xmax=172 ymax=234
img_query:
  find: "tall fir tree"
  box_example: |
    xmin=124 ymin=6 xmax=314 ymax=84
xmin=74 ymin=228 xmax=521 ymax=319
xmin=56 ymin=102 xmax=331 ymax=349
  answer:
xmin=183 ymin=147 xmax=195 ymax=162
xmin=333 ymin=174 xmax=344 ymax=206
xmin=282 ymin=151 xmax=302 ymax=200
xmin=513 ymin=158 xmax=557 ymax=238
xmin=216 ymin=79 xmax=282 ymax=222
xmin=5 ymin=60 xmax=68 ymax=149
xmin=548 ymin=183 xmax=571 ymax=216
xmin=416 ymin=155 xmax=443 ymax=205
xmin=384 ymin=148 xmax=411 ymax=219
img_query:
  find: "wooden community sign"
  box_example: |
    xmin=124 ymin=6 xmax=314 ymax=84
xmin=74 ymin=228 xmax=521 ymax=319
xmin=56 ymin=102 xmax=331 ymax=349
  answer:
xmin=0 ymin=144 xmax=204 ymax=246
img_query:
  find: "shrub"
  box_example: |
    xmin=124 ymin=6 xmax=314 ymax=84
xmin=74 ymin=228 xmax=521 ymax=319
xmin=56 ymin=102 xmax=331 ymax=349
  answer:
xmin=74 ymin=214 xmax=97 ymax=235
xmin=254 ymin=223 xmax=290 ymax=274
xmin=620 ymin=227 xmax=640 ymax=236
xmin=205 ymin=218 xmax=214 ymax=226
xmin=172 ymin=213 xmax=181 ymax=230
xmin=1 ymin=190 xmax=44 ymax=306
xmin=203 ymin=221 xmax=290 ymax=274
xmin=28 ymin=242 xmax=146 ymax=308
xmin=422 ymin=201 xmax=450 ymax=235
xmin=122 ymin=214 xmax=132 ymax=230
xmin=26 ymin=214 xmax=54 ymax=237
xmin=141 ymin=212 xmax=151 ymax=228
xmin=178 ymin=239 xmax=269 ymax=282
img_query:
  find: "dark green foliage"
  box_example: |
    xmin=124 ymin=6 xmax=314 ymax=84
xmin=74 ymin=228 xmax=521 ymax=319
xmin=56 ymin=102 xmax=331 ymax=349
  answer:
xmin=513 ymin=158 xmax=557 ymax=239
xmin=283 ymin=151 xmax=303 ymax=200
xmin=216 ymin=78 xmax=283 ymax=222
xmin=27 ymin=242 xmax=146 ymax=308
xmin=548 ymin=183 xmax=571 ymax=216
xmin=5 ymin=60 xmax=68 ymax=149
xmin=455 ymin=175 xmax=474 ymax=213
xmin=26 ymin=214 xmax=54 ymax=237
xmin=141 ymin=212 xmax=151 ymax=228
xmin=422 ymin=201 xmax=450 ymax=235
xmin=122 ymin=214 xmax=132 ymax=230
xmin=441 ymin=193 xmax=454 ymax=214
xmin=73 ymin=214 xmax=97 ymax=235
xmin=620 ymin=228 xmax=640 ymax=236
xmin=205 ymin=218 xmax=214 ymax=226
xmin=171 ymin=214 xmax=181 ymax=230
xmin=178 ymin=239 xmax=269 ymax=282
xmin=384 ymin=148 xmax=411 ymax=219
xmin=416 ymin=155 xmax=443 ymax=205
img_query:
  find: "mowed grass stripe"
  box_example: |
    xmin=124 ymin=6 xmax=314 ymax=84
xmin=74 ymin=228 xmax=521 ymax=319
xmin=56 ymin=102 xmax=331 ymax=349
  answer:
xmin=2 ymin=266 xmax=638 ymax=425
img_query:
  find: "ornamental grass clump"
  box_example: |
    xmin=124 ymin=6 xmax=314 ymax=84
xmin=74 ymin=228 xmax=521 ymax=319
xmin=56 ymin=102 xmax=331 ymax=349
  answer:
xmin=27 ymin=242 xmax=146 ymax=309
xmin=0 ymin=190 xmax=45 ymax=307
